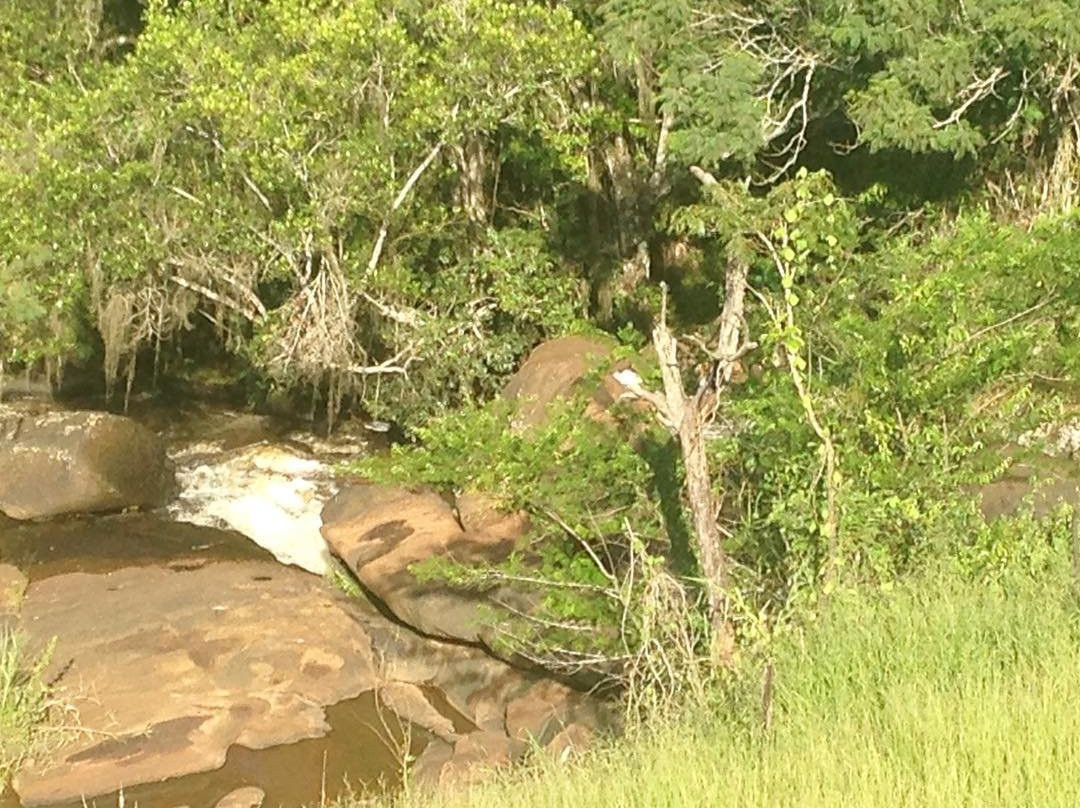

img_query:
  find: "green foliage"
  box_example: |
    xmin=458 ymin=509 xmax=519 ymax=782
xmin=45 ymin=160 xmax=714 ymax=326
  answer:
xmin=3 ymin=0 xmax=1079 ymax=728
xmin=357 ymin=399 xmax=652 ymax=526
xmin=0 ymin=630 xmax=56 ymax=787
xmin=354 ymin=393 xmax=672 ymax=663
xmin=0 ymin=0 xmax=594 ymax=421
xmin=717 ymin=208 xmax=1080 ymax=590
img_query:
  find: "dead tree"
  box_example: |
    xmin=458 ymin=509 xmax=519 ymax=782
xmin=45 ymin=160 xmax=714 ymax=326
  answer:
xmin=617 ymin=193 xmax=754 ymax=662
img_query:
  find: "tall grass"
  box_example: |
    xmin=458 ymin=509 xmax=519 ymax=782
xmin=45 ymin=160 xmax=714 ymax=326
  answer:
xmin=382 ymin=567 xmax=1080 ymax=808
xmin=0 ymin=630 xmax=54 ymax=787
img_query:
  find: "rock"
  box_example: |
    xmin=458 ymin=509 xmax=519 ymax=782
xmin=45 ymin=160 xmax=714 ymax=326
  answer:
xmin=12 ymin=561 xmax=380 ymax=806
xmin=505 ymin=679 xmax=590 ymax=745
xmin=10 ymin=545 xmax=605 ymax=806
xmin=410 ymin=738 xmax=457 ymax=787
xmin=214 ymin=786 xmax=266 ymax=808
xmin=0 ymin=512 xmax=272 ymax=581
xmin=978 ymin=450 xmax=1080 ymax=520
xmin=544 ymin=723 xmax=594 ymax=761
xmin=443 ymin=730 xmax=520 ymax=780
xmin=210 ymin=415 xmax=281 ymax=451
xmin=321 ymin=484 xmax=528 ymax=645
xmin=0 ymin=407 xmax=175 ymax=520
xmin=456 ymin=491 xmax=531 ymax=537
xmin=412 ymin=732 xmax=521 ymax=788
xmin=378 ymin=682 xmax=459 ymax=742
xmin=1018 ymin=417 xmax=1080 ymax=459
xmin=502 ymin=335 xmax=627 ymax=430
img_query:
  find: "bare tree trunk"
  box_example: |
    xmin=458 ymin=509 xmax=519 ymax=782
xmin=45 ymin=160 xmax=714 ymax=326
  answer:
xmin=457 ymin=138 xmax=490 ymax=230
xmin=661 ymin=367 xmax=735 ymax=662
xmin=620 ymin=259 xmax=753 ymax=664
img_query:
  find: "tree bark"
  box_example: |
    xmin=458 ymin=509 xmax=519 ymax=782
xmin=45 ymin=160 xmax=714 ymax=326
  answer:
xmin=457 ymin=137 xmax=490 ymax=230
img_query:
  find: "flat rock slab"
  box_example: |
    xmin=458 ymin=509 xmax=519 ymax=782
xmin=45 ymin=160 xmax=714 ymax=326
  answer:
xmin=13 ymin=562 xmax=379 ymax=806
xmin=9 ymin=553 xmax=603 ymax=807
xmin=0 ymin=513 xmax=271 ymax=583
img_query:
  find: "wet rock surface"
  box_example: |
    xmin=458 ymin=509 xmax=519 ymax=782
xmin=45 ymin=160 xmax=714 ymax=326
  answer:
xmin=11 ymin=561 xmax=380 ymax=807
xmin=2 ymin=525 xmax=600 ymax=807
xmin=0 ymin=408 xmax=174 ymax=520
xmin=0 ymin=514 xmax=269 ymax=582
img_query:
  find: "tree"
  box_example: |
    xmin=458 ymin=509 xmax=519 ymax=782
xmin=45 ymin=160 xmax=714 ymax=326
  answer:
xmin=0 ymin=0 xmax=593 ymax=420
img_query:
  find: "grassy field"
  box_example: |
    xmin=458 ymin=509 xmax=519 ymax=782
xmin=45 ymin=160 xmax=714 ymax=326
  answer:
xmin=389 ymin=567 xmax=1080 ymax=808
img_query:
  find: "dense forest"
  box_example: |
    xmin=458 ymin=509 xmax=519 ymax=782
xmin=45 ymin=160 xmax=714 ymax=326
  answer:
xmin=2 ymin=0 xmax=1080 ymax=804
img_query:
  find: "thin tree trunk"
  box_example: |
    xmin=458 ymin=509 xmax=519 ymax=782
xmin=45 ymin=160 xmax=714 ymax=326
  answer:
xmin=649 ymin=281 xmax=744 ymax=663
xmin=457 ymin=138 xmax=490 ymax=230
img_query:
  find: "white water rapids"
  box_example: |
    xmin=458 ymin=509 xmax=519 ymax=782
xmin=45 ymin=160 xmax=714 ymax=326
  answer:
xmin=164 ymin=417 xmax=382 ymax=575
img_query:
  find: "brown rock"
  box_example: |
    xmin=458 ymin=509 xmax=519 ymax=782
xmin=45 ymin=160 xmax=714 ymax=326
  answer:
xmin=409 ymin=738 xmax=456 ymax=787
xmin=502 ymin=336 xmax=625 ymax=430
xmin=544 ymin=723 xmax=595 ymax=761
xmin=321 ymin=484 xmax=527 ymax=646
xmin=0 ymin=563 xmax=25 ymax=610
xmin=12 ymin=562 xmax=379 ymax=806
xmin=7 ymin=529 xmax=604 ymax=806
xmin=505 ymin=679 xmax=585 ymax=745
xmin=0 ymin=563 xmax=26 ymax=630
xmin=378 ymin=682 xmax=459 ymax=742
xmin=214 ymin=786 xmax=266 ymax=808
xmin=444 ymin=730 xmax=520 ymax=778
xmin=978 ymin=453 xmax=1080 ymax=520
xmin=0 ymin=407 xmax=175 ymax=520
xmin=415 ymin=731 xmax=522 ymax=788
xmin=209 ymin=414 xmax=281 ymax=451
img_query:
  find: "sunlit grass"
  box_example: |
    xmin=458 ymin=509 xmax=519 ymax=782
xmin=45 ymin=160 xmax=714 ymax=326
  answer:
xmin=0 ymin=630 xmax=55 ymax=787
xmin=378 ymin=568 xmax=1080 ymax=808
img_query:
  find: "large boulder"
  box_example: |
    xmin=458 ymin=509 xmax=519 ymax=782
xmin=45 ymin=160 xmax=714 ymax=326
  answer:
xmin=978 ymin=437 xmax=1080 ymax=521
xmin=501 ymin=335 xmax=630 ymax=430
xmin=0 ymin=407 xmax=175 ymax=520
xmin=320 ymin=485 xmax=529 ymax=646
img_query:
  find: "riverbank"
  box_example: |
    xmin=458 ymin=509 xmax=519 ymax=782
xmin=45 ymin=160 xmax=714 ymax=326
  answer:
xmin=381 ymin=565 xmax=1080 ymax=808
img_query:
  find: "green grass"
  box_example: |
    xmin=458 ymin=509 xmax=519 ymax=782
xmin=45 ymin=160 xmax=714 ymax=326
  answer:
xmin=383 ymin=567 xmax=1080 ymax=808
xmin=0 ymin=630 xmax=54 ymax=787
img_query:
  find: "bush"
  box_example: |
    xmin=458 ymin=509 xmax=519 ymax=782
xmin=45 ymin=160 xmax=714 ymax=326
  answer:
xmin=0 ymin=630 xmax=56 ymax=787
